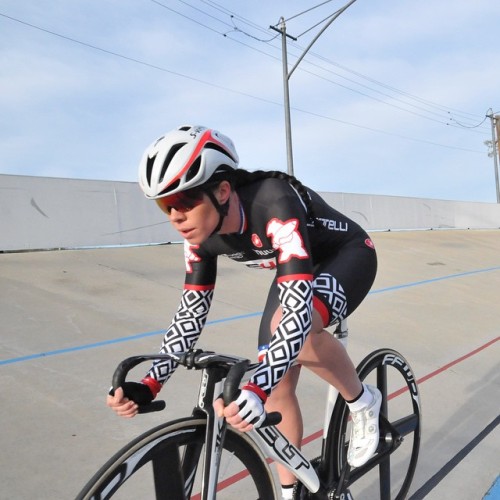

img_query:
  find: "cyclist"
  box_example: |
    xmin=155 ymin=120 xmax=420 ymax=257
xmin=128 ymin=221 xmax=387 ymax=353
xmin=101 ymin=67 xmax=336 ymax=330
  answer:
xmin=107 ymin=125 xmax=382 ymax=498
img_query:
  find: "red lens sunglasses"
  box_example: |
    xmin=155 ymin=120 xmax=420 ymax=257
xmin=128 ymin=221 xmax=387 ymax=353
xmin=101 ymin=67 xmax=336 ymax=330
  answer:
xmin=156 ymin=189 xmax=206 ymax=215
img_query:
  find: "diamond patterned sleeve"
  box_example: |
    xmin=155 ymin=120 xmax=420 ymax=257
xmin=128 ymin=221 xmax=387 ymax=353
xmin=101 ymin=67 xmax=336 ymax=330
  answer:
xmin=250 ymin=278 xmax=313 ymax=395
xmin=145 ymin=287 xmax=214 ymax=385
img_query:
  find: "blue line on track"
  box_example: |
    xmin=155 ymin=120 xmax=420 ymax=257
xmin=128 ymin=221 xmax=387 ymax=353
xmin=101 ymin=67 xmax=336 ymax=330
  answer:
xmin=1 ymin=266 xmax=499 ymax=366
xmin=370 ymin=266 xmax=500 ymax=294
xmin=0 ymin=312 xmax=263 ymax=366
xmin=484 ymin=476 xmax=500 ymax=499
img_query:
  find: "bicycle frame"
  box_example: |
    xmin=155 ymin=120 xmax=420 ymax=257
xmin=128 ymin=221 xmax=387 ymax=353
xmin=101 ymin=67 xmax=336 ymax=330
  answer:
xmin=250 ymin=324 xmax=350 ymax=496
xmin=109 ymin=318 xmax=416 ymax=500
xmin=179 ymin=322 xmax=351 ymax=499
xmin=322 ymin=320 xmax=349 ymax=440
xmin=193 ymin=363 xmax=322 ymax=499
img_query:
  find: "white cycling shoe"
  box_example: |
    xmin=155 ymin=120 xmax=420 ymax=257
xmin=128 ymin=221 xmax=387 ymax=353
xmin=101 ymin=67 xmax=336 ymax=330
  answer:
xmin=347 ymin=384 xmax=382 ymax=467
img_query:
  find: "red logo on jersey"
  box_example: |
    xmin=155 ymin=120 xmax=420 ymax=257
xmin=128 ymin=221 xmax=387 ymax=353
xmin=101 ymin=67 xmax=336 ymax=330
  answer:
xmin=266 ymin=218 xmax=309 ymax=263
xmin=365 ymin=238 xmax=375 ymax=250
xmin=251 ymin=233 xmax=263 ymax=248
xmin=184 ymin=241 xmax=201 ymax=273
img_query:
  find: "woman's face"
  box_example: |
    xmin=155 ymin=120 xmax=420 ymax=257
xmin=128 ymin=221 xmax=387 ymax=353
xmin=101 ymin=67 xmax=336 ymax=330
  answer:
xmin=156 ymin=188 xmax=221 ymax=245
xmin=168 ymin=194 xmax=220 ymax=244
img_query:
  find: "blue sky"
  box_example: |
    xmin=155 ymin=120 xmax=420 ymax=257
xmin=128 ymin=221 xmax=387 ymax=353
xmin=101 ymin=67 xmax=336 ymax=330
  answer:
xmin=1 ymin=0 xmax=499 ymax=202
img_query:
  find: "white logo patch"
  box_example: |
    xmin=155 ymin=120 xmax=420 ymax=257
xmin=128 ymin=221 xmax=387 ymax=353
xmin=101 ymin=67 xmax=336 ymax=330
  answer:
xmin=266 ymin=218 xmax=309 ymax=263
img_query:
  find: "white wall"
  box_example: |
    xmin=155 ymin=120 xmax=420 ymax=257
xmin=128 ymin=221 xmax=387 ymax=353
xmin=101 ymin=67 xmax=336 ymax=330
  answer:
xmin=0 ymin=174 xmax=176 ymax=251
xmin=1 ymin=174 xmax=499 ymax=251
xmin=320 ymin=192 xmax=500 ymax=232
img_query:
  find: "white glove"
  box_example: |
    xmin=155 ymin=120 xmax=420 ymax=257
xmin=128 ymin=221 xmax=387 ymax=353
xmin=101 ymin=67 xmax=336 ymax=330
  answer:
xmin=235 ymin=388 xmax=266 ymax=428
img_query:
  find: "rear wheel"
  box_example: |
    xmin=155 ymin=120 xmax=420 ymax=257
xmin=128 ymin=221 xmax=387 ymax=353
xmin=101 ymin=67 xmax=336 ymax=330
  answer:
xmin=328 ymin=349 xmax=421 ymax=499
xmin=76 ymin=417 xmax=278 ymax=500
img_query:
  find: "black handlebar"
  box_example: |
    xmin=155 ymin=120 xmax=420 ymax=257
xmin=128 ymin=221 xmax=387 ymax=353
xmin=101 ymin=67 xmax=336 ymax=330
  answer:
xmin=112 ymin=355 xmax=153 ymax=390
xmin=111 ymin=355 xmax=167 ymax=414
xmin=112 ymin=351 xmax=282 ymax=424
xmin=223 ymin=359 xmax=282 ymax=427
xmin=223 ymin=359 xmax=250 ymax=405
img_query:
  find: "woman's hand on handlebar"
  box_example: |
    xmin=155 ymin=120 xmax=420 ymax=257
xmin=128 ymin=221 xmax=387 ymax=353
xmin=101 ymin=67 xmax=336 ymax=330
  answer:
xmin=107 ymin=378 xmax=159 ymax=417
xmin=214 ymin=388 xmax=266 ymax=432
xmin=107 ymin=387 xmax=139 ymax=418
xmin=214 ymin=398 xmax=253 ymax=432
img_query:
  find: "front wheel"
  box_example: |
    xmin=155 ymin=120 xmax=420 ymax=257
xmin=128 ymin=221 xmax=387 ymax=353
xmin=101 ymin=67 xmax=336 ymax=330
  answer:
xmin=76 ymin=417 xmax=278 ymax=500
xmin=326 ymin=348 xmax=421 ymax=499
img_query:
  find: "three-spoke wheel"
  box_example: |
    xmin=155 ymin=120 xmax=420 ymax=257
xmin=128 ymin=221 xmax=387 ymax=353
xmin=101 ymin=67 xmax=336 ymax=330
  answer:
xmin=76 ymin=417 xmax=278 ymax=500
xmin=330 ymin=348 xmax=421 ymax=499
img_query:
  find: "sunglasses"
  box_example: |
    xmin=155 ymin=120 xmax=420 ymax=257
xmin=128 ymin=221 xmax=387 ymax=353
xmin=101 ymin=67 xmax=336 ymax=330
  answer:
xmin=155 ymin=189 xmax=206 ymax=215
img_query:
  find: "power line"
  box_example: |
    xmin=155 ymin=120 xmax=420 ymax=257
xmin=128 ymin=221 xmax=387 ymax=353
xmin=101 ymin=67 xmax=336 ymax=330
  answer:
xmin=298 ymin=48 xmax=487 ymax=123
xmin=292 ymin=104 xmax=485 ymax=154
xmin=285 ymin=59 xmax=488 ymax=135
xmin=151 ymin=0 xmax=231 ymax=34
xmin=198 ymin=0 xmax=267 ymax=34
xmin=449 ymin=114 xmax=489 ymax=129
xmin=191 ymin=1 xmax=488 ymax=128
xmin=0 ymin=11 xmax=486 ymax=155
xmin=194 ymin=1 xmax=486 ymax=125
xmin=186 ymin=2 xmax=488 ymax=130
xmin=195 ymin=1 xmax=483 ymax=124
xmin=285 ymin=0 xmax=337 ymax=23
xmin=295 ymin=8 xmax=347 ymax=39
xmin=0 ymin=12 xmax=274 ymax=103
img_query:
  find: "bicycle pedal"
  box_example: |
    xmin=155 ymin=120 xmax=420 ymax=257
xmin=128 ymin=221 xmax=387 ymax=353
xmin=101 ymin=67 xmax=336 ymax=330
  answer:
xmin=378 ymin=414 xmax=404 ymax=450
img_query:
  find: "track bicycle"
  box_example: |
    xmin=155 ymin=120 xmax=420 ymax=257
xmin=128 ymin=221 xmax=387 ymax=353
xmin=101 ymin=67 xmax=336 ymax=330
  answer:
xmin=76 ymin=321 xmax=421 ymax=499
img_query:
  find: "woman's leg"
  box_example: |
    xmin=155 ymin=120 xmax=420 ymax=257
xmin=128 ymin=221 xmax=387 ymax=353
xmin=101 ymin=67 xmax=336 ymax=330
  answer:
xmin=263 ymin=240 xmax=377 ymax=488
xmin=300 ymin=240 xmax=377 ymax=399
xmin=298 ymin=310 xmax=362 ymax=401
xmin=266 ymin=306 xmax=364 ymax=489
xmin=264 ymin=364 xmax=303 ymax=488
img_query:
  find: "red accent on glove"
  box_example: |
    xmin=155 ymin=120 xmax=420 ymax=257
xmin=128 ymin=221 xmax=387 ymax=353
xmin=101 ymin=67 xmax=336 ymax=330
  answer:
xmin=242 ymin=382 xmax=268 ymax=403
xmin=141 ymin=376 xmax=162 ymax=398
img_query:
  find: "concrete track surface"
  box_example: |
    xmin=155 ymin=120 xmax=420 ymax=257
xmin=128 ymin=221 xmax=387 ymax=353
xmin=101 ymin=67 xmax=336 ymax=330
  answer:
xmin=1 ymin=229 xmax=498 ymax=499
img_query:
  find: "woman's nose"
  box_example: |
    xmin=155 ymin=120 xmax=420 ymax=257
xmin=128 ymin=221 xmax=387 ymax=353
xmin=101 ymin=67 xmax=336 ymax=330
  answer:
xmin=168 ymin=208 xmax=186 ymax=222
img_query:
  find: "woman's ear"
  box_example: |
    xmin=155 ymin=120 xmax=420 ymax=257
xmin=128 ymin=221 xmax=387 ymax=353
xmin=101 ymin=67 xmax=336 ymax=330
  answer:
xmin=216 ymin=180 xmax=232 ymax=204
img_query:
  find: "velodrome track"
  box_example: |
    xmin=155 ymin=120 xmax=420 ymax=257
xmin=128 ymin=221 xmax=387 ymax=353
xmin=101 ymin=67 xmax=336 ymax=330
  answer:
xmin=1 ymin=229 xmax=498 ymax=499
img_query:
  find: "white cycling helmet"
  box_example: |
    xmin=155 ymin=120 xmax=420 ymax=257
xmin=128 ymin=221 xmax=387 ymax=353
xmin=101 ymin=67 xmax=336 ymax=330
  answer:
xmin=139 ymin=125 xmax=239 ymax=199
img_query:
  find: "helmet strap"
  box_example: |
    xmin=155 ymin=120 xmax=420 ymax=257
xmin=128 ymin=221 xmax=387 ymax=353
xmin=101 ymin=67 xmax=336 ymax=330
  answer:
xmin=205 ymin=189 xmax=230 ymax=235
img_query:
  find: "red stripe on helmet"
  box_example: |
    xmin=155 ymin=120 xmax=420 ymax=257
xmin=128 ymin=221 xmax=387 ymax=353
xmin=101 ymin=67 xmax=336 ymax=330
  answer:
xmin=166 ymin=129 xmax=230 ymax=191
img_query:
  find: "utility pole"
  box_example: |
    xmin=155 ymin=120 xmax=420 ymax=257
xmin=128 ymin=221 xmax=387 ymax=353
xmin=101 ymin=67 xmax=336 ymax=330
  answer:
xmin=496 ymin=115 xmax=500 ymax=198
xmin=273 ymin=18 xmax=296 ymax=177
xmin=270 ymin=0 xmax=359 ymax=176
xmin=487 ymin=110 xmax=500 ymax=203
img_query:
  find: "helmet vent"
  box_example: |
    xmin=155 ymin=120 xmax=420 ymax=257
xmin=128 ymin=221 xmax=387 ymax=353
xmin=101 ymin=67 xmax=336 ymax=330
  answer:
xmin=160 ymin=142 xmax=185 ymax=182
xmin=159 ymin=179 xmax=180 ymax=196
xmin=146 ymin=154 xmax=156 ymax=185
xmin=205 ymin=142 xmax=236 ymax=162
xmin=186 ymin=157 xmax=202 ymax=182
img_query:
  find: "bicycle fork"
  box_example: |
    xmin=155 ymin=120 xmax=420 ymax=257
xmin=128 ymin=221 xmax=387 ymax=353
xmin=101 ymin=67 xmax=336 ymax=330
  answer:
xmin=197 ymin=366 xmax=322 ymax=498
xmin=190 ymin=369 xmax=228 ymax=500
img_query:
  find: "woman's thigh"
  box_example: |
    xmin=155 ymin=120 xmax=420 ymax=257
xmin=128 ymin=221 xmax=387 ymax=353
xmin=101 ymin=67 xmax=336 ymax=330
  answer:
xmin=258 ymin=240 xmax=377 ymax=351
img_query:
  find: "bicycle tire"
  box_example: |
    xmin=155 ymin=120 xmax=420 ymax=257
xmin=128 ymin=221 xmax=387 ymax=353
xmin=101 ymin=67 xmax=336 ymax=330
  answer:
xmin=76 ymin=417 xmax=278 ymax=500
xmin=327 ymin=348 xmax=421 ymax=499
